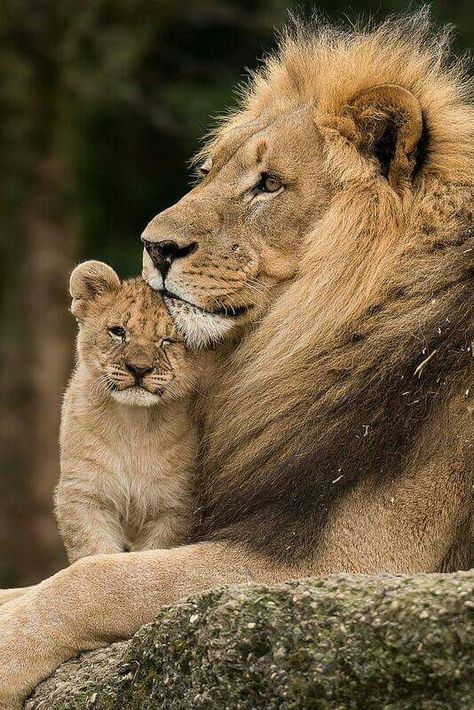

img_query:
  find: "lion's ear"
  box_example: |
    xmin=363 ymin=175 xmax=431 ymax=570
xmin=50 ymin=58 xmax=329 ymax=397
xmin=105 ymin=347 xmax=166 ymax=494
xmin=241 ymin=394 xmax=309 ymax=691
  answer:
xmin=69 ymin=260 xmax=120 ymax=321
xmin=330 ymin=85 xmax=424 ymax=190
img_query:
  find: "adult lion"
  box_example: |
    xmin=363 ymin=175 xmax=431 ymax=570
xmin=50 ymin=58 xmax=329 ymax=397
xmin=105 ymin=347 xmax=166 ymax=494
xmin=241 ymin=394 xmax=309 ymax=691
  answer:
xmin=1 ymin=12 xmax=473 ymax=708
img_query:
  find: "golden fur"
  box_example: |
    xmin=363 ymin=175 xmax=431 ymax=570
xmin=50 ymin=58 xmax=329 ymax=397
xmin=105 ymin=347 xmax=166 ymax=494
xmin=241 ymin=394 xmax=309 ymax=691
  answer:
xmin=56 ymin=261 xmax=204 ymax=562
xmin=1 ymin=14 xmax=474 ymax=708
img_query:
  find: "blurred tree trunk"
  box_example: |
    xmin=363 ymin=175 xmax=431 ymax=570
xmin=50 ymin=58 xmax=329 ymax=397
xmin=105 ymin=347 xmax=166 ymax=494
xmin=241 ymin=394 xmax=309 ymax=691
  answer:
xmin=23 ymin=156 xmax=74 ymax=582
xmin=0 ymin=3 xmax=76 ymax=584
xmin=0 ymin=158 xmax=73 ymax=585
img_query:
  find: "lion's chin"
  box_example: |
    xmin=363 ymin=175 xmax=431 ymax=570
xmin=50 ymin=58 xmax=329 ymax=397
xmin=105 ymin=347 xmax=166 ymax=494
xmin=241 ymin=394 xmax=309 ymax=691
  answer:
xmin=144 ymin=263 xmax=252 ymax=348
xmin=110 ymin=387 xmax=162 ymax=408
xmin=163 ymin=295 xmax=235 ymax=349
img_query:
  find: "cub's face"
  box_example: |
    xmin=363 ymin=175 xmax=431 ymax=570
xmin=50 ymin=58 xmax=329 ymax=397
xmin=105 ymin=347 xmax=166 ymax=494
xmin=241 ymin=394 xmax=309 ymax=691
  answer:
xmin=70 ymin=261 xmax=198 ymax=407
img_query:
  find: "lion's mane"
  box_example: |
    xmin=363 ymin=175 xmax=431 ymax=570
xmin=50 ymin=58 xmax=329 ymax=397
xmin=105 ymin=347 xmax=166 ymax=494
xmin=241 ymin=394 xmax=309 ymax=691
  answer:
xmin=198 ymin=11 xmax=474 ymax=562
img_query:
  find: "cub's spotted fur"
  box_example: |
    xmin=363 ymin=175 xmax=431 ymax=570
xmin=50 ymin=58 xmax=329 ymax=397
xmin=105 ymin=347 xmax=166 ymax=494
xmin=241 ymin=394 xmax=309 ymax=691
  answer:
xmin=56 ymin=261 xmax=207 ymax=562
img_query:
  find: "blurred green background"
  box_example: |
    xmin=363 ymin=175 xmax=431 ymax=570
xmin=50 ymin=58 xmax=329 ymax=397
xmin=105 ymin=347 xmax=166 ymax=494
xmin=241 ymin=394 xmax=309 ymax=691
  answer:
xmin=0 ymin=0 xmax=472 ymax=586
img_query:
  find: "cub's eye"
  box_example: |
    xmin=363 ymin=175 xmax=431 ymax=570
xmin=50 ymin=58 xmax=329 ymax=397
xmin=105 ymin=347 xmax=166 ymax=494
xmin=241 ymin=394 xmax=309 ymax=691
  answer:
xmin=161 ymin=338 xmax=175 ymax=348
xmin=108 ymin=326 xmax=126 ymax=340
xmin=255 ymin=173 xmax=283 ymax=194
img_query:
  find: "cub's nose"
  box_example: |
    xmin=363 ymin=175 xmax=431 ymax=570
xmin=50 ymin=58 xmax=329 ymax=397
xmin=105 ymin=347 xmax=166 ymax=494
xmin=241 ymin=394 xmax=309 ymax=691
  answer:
xmin=142 ymin=239 xmax=197 ymax=278
xmin=125 ymin=362 xmax=153 ymax=381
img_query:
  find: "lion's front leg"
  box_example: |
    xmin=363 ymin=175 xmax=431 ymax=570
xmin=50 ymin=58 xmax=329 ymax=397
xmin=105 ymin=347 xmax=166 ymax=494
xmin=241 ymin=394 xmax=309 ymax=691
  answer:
xmin=0 ymin=542 xmax=295 ymax=709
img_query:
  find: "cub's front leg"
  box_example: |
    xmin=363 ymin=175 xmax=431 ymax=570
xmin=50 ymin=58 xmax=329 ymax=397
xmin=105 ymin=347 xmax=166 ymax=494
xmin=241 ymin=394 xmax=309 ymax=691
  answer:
xmin=55 ymin=476 xmax=127 ymax=562
xmin=133 ymin=510 xmax=193 ymax=551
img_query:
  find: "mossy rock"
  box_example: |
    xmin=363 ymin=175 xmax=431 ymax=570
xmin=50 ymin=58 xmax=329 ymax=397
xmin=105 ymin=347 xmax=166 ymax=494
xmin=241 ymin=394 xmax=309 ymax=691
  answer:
xmin=27 ymin=571 xmax=474 ymax=709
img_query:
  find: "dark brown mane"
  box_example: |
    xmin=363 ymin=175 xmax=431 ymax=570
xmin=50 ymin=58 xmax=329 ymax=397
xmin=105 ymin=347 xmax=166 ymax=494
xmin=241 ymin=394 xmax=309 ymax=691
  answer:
xmin=197 ymin=217 xmax=474 ymax=560
xmin=194 ymin=13 xmax=474 ymax=562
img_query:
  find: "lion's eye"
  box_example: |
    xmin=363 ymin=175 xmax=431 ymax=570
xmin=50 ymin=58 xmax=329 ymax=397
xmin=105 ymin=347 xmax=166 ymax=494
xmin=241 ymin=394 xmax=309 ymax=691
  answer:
xmin=256 ymin=173 xmax=283 ymax=194
xmin=108 ymin=326 xmax=126 ymax=340
xmin=199 ymin=158 xmax=212 ymax=177
xmin=161 ymin=338 xmax=175 ymax=348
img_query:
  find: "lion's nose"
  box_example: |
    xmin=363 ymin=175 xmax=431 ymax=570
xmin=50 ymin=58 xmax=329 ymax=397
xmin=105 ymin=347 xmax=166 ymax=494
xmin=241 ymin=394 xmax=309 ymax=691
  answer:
xmin=142 ymin=239 xmax=197 ymax=278
xmin=125 ymin=362 xmax=153 ymax=382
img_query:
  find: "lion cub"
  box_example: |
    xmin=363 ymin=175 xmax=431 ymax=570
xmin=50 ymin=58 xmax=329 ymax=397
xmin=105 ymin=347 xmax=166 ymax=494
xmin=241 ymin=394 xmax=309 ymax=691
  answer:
xmin=56 ymin=260 xmax=203 ymax=563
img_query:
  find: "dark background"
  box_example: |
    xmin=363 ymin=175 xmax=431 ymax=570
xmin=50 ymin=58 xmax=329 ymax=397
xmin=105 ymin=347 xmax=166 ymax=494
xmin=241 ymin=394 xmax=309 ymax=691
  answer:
xmin=1 ymin=0 xmax=472 ymax=586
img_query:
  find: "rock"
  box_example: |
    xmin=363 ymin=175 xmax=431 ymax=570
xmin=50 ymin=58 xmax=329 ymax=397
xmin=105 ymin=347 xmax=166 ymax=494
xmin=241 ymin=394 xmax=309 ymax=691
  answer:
xmin=27 ymin=571 xmax=474 ymax=709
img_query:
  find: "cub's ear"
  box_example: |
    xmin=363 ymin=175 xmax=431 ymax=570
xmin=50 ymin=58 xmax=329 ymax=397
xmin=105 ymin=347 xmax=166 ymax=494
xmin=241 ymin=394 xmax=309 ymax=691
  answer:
xmin=69 ymin=260 xmax=120 ymax=321
xmin=328 ymin=84 xmax=423 ymax=190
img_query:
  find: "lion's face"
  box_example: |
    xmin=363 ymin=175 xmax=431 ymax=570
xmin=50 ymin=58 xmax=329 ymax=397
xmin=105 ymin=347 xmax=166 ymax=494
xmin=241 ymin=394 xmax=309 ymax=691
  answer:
xmin=142 ymin=106 xmax=333 ymax=347
xmin=70 ymin=262 xmax=199 ymax=407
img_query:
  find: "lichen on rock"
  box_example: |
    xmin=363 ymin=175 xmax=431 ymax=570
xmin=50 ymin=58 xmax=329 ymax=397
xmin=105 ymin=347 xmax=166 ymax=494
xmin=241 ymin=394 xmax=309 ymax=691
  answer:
xmin=27 ymin=571 xmax=474 ymax=709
